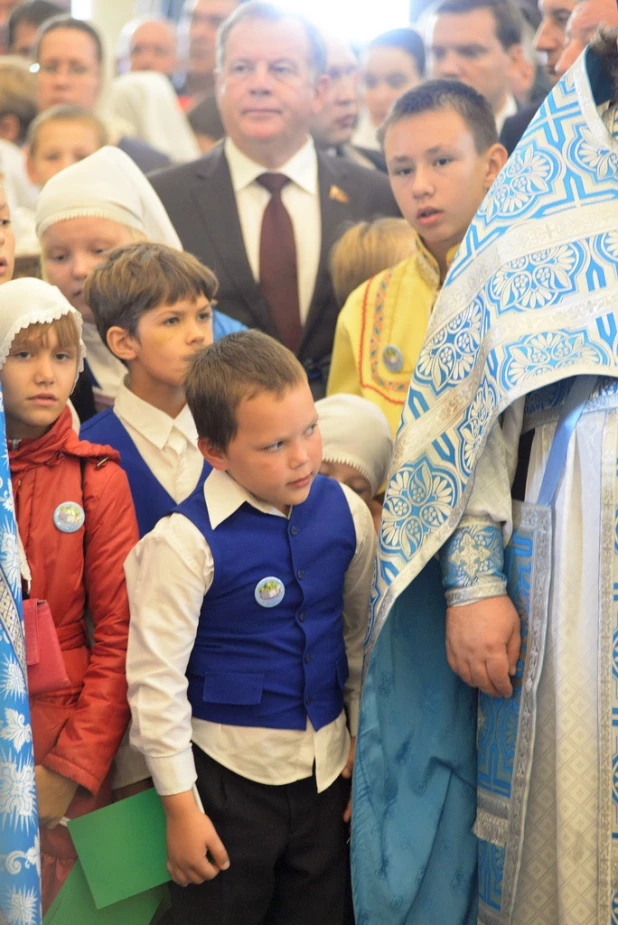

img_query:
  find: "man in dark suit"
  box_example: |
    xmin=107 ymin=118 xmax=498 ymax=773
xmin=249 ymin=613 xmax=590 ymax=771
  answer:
xmin=150 ymin=0 xmax=398 ymax=396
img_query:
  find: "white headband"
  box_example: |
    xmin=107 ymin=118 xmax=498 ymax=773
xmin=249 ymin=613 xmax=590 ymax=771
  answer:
xmin=35 ymin=145 xmax=182 ymax=248
xmin=0 ymin=279 xmax=85 ymax=386
xmin=316 ymin=394 xmax=393 ymax=496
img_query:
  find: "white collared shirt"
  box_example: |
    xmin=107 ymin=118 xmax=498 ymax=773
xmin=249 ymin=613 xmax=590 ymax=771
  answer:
xmin=82 ymin=322 xmax=126 ymax=411
xmin=113 ymin=380 xmax=204 ymax=503
xmin=495 ymin=93 xmax=518 ymax=134
xmin=224 ymin=136 xmax=321 ymax=325
xmin=125 ymin=468 xmax=376 ymax=796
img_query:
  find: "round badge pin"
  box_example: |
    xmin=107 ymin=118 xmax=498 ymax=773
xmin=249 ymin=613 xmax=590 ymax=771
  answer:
xmin=382 ymin=344 xmax=404 ymax=373
xmin=53 ymin=501 xmax=85 ymax=534
xmin=255 ymin=576 xmax=285 ymax=608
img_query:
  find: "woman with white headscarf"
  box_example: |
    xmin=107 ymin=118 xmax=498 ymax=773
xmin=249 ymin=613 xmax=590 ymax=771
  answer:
xmin=36 ymin=144 xmax=243 ymax=415
xmin=107 ymin=71 xmax=201 ymax=164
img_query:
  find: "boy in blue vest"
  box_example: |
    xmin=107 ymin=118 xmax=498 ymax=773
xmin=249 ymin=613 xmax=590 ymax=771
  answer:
xmin=80 ymin=242 xmax=217 ymax=536
xmin=125 ymin=330 xmax=376 ymax=925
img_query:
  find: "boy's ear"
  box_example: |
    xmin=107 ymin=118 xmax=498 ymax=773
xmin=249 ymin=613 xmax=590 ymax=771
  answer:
xmin=483 ymin=143 xmax=508 ymax=189
xmin=198 ymin=436 xmax=229 ymax=470
xmin=106 ymin=326 xmax=138 ymax=362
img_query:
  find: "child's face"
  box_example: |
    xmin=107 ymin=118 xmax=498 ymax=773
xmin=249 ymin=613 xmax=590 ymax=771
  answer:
xmin=202 ymin=382 xmax=322 ymax=515
xmin=42 ymin=217 xmax=136 ymax=322
xmin=1 ymin=326 xmax=78 ymax=440
xmin=0 ymin=197 xmax=15 ymax=284
xmin=27 ymin=120 xmax=103 ymax=188
xmin=319 ymin=459 xmax=372 ymax=505
xmin=384 ymin=109 xmax=505 ymax=269
xmin=113 ymin=297 xmax=214 ymax=390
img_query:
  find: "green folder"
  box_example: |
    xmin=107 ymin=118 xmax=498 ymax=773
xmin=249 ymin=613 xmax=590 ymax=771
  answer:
xmin=67 ymin=789 xmax=170 ymax=909
xmin=43 ymin=860 xmax=166 ymax=925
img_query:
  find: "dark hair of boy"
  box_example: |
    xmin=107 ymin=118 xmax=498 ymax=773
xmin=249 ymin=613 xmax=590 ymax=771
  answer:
xmin=377 ymin=78 xmax=499 ymax=153
xmin=35 ymin=15 xmax=104 ymax=64
xmin=0 ymin=59 xmax=37 ymax=144
xmin=84 ymin=242 xmax=218 ymax=348
xmin=7 ymin=1 xmax=63 ymax=53
xmin=368 ymin=27 xmax=426 ymax=78
xmin=186 ymin=330 xmax=307 ymax=450
xmin=434 ymin=0 xmax=523 ymax=50
xmin=26 ymin=104 xmax=109 ymax=154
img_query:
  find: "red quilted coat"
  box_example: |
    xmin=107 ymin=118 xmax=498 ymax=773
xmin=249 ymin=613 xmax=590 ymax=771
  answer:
xmin=9 ymin=405 xmax=139 ymax=911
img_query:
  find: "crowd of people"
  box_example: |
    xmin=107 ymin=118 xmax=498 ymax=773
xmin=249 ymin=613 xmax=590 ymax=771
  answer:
xmin=0 ymin=0 xmax=616 ymax=924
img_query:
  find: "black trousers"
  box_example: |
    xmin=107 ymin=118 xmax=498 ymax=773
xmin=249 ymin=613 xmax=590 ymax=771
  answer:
xmin=170 ymin=746 xmax=350 ymax=925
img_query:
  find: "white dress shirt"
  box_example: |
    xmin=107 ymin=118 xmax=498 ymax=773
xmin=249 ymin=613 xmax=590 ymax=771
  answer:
xmin=113 ymin=380 xmax=204 ymax=503
xmin=495 ymin=93 xmax=518 ymax=134
xmin=125 ymin=468 xmax=376 ymax=796
xmin=224 ymin=136 xmax=321 ymax=325
xmin=82 ymin=322 xmax=126 ymax=411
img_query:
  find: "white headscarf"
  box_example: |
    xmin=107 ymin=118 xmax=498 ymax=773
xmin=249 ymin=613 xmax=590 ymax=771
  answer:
xmin=316 ymin=394 xmax=393 ymax=496
xmin=35 ymin=145 xmax=182 ymax=247
xmin=0 ymin=279 xmax=85 ymax=386
xmin=107 ymin=72 xmax=201 ymax=164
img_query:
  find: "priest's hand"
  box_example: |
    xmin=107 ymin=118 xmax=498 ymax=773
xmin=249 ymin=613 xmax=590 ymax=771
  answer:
xmin=445 ymin=595 xmax=521 ymax=698
xmin=35 ymin=765 xmax=79 ymax=828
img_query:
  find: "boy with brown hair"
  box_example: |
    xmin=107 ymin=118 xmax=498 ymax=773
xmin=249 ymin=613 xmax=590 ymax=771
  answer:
xmin=81 ymin=241 xmax=217 ymax=537
xmin=125 ymin=330 xmax=376 ymax=925
xmin=327 ymin=79 xmax=507 ymax=436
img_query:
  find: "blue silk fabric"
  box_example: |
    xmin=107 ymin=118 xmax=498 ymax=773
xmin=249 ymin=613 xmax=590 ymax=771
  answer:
xmin=353 ymin=46 xmax=618 ymax=925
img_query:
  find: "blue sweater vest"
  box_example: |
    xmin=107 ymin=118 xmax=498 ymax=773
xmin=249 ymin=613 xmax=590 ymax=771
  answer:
xmin=176 ymin=475 xmax=357 ymax=732
xmin=81 ymin=409 xmax=210 ymax=536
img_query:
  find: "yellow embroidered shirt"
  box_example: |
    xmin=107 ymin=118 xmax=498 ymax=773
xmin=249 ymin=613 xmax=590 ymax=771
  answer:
xmin=327 ymin=239 xmax=456 ymax=436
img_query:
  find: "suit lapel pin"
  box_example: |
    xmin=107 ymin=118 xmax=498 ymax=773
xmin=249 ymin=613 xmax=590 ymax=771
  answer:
xmin=329 ymin=185 xmax=350 ymax=204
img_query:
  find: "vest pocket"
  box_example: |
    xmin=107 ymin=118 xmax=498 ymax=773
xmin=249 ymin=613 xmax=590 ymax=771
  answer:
xmin=336 ymin=656 xmax=349 ymax=690
xmin=202 ymin=672 xmax=264 ymax=705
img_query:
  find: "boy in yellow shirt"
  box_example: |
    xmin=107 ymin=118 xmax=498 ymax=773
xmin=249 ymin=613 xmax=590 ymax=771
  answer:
xmin=327 ymin=79 xmax=507 ymax=436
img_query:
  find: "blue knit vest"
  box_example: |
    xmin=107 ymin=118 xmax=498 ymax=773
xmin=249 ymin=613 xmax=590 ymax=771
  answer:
xmin=176 ymin=474 xmax=357 ymax=731
xmin=81 ymin=409 xmax=210 ymax=536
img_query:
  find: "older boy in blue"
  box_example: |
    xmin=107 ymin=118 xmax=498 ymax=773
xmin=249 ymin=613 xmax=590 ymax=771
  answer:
xmin=125 ymin=331 xmax=376 ymax=925
xmin=80 ymin=243 xmax=217 ymax=537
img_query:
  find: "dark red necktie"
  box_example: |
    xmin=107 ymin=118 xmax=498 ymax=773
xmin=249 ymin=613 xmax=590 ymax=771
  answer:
xmin=257 ymin=172 xmax=301 ymax=353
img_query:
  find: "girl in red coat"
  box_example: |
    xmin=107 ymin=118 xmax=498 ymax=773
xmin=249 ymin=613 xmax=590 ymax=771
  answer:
xmin=0 ymin=278 xmax=139 ymax=912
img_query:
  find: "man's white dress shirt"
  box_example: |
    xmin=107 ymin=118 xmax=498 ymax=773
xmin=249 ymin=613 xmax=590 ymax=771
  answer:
xmin=113 ymin=380 xmax=204 ymax=503
xmin=225 ymin=136 xmax=321 ymax=325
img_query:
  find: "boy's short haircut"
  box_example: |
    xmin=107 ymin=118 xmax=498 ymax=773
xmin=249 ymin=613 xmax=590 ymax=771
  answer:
xmin=367 ymin=28 xmax=426 ymax=79
xmin=83 ymin=242 xmax=218 ymax=349
xmin=0 ymin=57 xmax=37 ymax=144
xmin=26 ymin=104 xmax=109 ymax=154
xmin=186 ymin=331 xmax=307 ymax=451
xmin=378 ymin=78 xmax=498 ymax=154
xmin=434 ymin=0 xmax=523 ymax=50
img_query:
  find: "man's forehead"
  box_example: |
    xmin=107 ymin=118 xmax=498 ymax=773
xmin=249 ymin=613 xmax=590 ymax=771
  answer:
xmin=538 ymin=0 xmax=576 ymax=14
xmin=226 ymin=16 xmax=311 ymax=57
xmin=432 ymin=7 xmax=500 ymax=41
xmin=325 ymin=38 xmax=357 ymax=70
xmin=569 ymin=0 xmax=618 ymax=34
xmin=193 ymin=0 xmax=238 ymax=16
xmin=133 ymin=20 xmax=175 ymax=43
